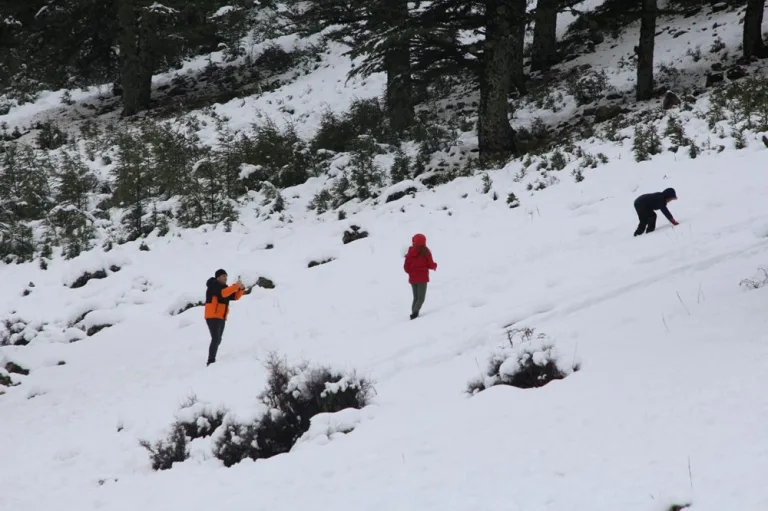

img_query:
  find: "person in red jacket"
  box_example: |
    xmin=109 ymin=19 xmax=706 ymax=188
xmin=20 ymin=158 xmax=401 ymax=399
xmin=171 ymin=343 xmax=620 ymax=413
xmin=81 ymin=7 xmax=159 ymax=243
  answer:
xmin=404 ymin=233 xmax=437 ymax=320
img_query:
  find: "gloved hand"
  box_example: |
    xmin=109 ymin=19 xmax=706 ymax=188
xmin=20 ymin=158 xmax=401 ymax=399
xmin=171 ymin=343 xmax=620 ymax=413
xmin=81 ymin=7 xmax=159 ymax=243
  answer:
xmin=671 ymin=219 xmax=680 ymax=226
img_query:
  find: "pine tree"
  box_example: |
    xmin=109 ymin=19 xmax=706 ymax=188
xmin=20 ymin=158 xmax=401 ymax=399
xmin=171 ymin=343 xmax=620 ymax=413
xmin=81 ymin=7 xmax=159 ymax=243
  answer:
xmin=0 ymin=142 xmax=52 ymax=261
xmin=636 ymin=0 xmax=657 ymax=101
xmin=52 ymin=152 xmax=98 ymax=259
xmin=390 ymin=146 xmax=412 ymax=183
xmin=0 ymin=143 xmax=53 ymax=221
xmin=743 ymin=0 xmax=768 ymax=60
xmin=178 ymin=158 xmax=238 ymax=228
xmin=111 ymin=133 xmax=155 ymax=239
xmin=289 ymin=0 xmax=415 ymax=134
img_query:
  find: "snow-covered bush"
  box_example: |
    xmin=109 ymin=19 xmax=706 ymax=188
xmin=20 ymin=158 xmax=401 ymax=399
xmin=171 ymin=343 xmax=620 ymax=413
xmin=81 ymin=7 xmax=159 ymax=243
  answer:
xmin=141 ymin=397 xmax=227 ymax=471
xmin=342 ymin=225 xmax=369 ymax=244
xmin=467 ymin=328 xmax=579 ymax=394
xmin=633 ymin=124 xmax=662 ymax=162
xmin=177 ymin=401 xmax=228 ymax=440
xmin=212 ymin=354 xmax=374 ymax=467
xmin=139 ymin=423 xmax=189 ymax=471
xmin=259 ymin=355 xmax=373 ymax=432
xmin=566 ymin=69 xmax=609 ymax=106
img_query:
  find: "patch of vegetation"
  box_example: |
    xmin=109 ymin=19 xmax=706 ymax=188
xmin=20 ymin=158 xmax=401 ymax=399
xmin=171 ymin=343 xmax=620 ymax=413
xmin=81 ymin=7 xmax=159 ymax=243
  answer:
xmin=467 ymin=328 xmax=580 ymax=394
xmin=566 ymin=69 xmax=609 ymax=106
xmin=311 ymin=99 xmax=395 ymax=154
xmin=308 ymin=257 xmax=335 ymax=268
xmin=708 ymin=76 xmax=768 ymax=131
xmin=212 ymin=355 xmax=373 ymax=467
xmin=740 ymin=268 xmax=768 ymax=290
xmin=69 ymin=269 xmax=109 ymax=289
xmin=633 ymin=124 xmax=662 ymax=162
xmin=342 ymin=225 xmax=369 ymax=244
xmin=5 ymin=361 xmax=29 ymax=375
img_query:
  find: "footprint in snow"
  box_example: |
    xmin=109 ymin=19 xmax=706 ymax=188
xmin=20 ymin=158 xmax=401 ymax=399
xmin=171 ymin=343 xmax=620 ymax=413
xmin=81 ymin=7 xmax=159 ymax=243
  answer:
xmin=469 ymin=298 xmax=487 ymax=308
xmin=578 ymin=225 xmax=597 ymax=236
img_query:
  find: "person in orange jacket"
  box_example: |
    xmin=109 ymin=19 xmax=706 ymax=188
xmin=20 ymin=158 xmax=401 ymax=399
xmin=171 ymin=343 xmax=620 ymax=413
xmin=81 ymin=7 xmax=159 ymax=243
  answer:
xmin=403 ymin=233 xmax=437 ymax=320
xmin=204 ymin=269 xmax=245 ymax=366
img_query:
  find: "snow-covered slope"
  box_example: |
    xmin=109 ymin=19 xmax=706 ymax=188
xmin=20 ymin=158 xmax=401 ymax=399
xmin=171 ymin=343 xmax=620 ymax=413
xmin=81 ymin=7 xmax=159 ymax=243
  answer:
xmin=3 ymin=2 xmax=768 ymax=511
xmin=3 ymin=146 xmax=768 ymax=511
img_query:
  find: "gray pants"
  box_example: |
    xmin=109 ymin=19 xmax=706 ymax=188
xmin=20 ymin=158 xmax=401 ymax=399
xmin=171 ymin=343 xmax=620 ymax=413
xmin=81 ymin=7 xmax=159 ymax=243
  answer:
xmin=411 ymin=283 xmax=428 ymax=316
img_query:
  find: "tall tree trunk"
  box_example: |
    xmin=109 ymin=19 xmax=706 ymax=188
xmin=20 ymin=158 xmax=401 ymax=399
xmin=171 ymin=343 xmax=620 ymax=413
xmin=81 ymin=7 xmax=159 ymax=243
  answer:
xmin=117 ymin=0 xmax=155 ymax=116
xmin=531 ymin=0 xmax=559 ymax=72
xmin=478 ymin=0 xmax=517 ymax=163
xmin=510 ymin=0 xmax=527 ymax=95
xmin=744 ymin=0 xmax=767 ymax=59
xmin=635 ymin=0 xmax=656 ymax=101
xmin=380 ymin=0 xmax=414 ymax=134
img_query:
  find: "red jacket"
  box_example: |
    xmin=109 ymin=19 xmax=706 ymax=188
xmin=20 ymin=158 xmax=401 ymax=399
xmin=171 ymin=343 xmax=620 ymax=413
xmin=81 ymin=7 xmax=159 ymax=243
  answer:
xmin=404 ymin=246 xmax=437 ymax=284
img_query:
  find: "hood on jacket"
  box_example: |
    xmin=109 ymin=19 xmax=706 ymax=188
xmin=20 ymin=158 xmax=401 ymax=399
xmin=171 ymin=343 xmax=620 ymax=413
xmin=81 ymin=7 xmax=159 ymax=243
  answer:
xmin=206 ymin=277 xmax=220 ymax=288
xmin=662 ymin=188 xmax=677 ymax=200
xmin=412 ymin=233 xmax=427 ymax=246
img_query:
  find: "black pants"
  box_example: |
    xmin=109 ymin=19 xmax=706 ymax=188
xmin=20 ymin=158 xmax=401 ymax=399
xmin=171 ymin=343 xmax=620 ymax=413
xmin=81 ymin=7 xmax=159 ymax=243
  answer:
xmin=206 ymin=319 xmax=226 ymax=364
xmin=411 ymin=283 xmax=428 ymax=317
xmin=634 ymin=205 xmax=657 ymax=236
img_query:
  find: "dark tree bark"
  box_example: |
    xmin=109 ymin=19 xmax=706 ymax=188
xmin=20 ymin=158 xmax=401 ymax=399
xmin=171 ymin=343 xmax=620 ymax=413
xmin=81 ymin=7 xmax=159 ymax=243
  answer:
xmin=117 ymin=0 xmax=156 ymax=116
xmin=380 ymin=0 xmax=414 ymax=134
xmin=531 ymin=0 xmax=559 ymax=72
xmin=635 ymin=0 xmax=656 ymax=101
xmin=510 ymin=0 xmax=526 ymax=95
xmin=743 ymin=0 xmax=767 ymax=59
xmin=478 ymin=0 xmax=518 ymax=162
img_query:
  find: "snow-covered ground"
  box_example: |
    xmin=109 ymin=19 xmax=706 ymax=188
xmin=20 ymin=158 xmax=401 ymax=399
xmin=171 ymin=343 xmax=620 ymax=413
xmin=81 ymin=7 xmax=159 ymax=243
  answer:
xmin=3 ymin=141 xmax=768 ymax=510
xmin=3 ymin=2 xmax=768 ymax=511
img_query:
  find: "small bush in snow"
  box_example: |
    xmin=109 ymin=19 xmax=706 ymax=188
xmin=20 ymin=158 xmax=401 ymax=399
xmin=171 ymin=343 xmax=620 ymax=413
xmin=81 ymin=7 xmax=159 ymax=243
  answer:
xmin=467 ymin=327 xmax=579 ymax=395
xmin=507 ymin=192 xmax=520 ymax=209
xmin=345 ymin=137 xmax=386 ymax=201
xmin=566 ymin=69 xmax=609 ymax=106
xmin=390 ymin=147 xmax=412 ymax=184
xmin=740 ymin=268 xmax=768 ymax=290
xmin=69 ymin=269 xmax=109 ymax=289
xmin=34 ymin=121 xmax=68 ymax=151
xmin=0 ymin=371 xmax=13 ymax=387
xmin=633 ymin=124 xmax=662 ymax=162
xmin=481 ymin=173 xmax=493 ymax=194
xmin=342 ymin=225 xmax=369 ymax=244
xmin=308 ymin=257 xmax=334 ymax=268
xmin=5 ymin=362 xmax=29 ymax=375
xmin=664 ymin=116 xmax=687 ymax=147
xmin=140 ymin=423 xmax=189 ymax=471
xmin=142 ymin=397 xmax=228 ymax=471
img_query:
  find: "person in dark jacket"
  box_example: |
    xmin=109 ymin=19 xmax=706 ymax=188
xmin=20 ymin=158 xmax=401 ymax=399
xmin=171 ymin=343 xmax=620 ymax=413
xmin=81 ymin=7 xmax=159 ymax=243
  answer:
xmin=633 ymin=188 xmax=679 ymax=237
xmin=404 ymin=233 xmax=437 ymax=320
xmin=204 ymin=269 xmax=245 ymax=365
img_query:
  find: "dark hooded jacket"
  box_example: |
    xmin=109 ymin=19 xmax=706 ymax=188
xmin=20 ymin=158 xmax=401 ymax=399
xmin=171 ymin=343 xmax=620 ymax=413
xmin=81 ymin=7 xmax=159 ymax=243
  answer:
xmin=204 ymin=278 xmax=244 ymax=320
xmin=634 ymin=188 xmax=677 ymax=222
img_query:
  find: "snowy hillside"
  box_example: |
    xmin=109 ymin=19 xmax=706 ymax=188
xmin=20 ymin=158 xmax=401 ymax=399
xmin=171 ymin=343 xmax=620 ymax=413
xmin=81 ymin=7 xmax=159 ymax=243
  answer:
xmin=3 ymin=1 xmax=768 ymax=511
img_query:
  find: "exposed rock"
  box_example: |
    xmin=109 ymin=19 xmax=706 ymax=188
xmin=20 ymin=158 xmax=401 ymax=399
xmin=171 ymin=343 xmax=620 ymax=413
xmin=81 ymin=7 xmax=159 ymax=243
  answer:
xmin=705 ymin=73 xmax=724 ymax=87
xmin=594 ymin=104 xmax=623 ymax=123
xmin=726 ymin=66 xmax=747 ymax=81
xmin=662 ymin=91 xmax=682 ymax=110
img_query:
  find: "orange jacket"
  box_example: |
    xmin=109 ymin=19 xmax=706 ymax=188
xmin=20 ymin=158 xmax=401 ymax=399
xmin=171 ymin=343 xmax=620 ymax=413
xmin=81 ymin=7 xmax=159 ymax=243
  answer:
xmin=204 ymin=278 xmax=244 ymax=320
